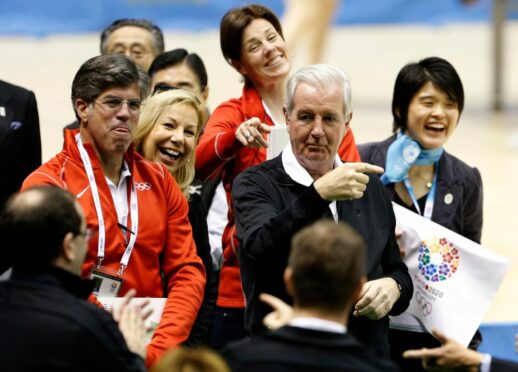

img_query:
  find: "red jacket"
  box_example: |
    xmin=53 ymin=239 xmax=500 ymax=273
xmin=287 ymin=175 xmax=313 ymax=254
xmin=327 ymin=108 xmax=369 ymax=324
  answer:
xmin=195 ymin=84 xmax=360 ymax=308
xmin=22 ymin=130 xmax=205 ymax=367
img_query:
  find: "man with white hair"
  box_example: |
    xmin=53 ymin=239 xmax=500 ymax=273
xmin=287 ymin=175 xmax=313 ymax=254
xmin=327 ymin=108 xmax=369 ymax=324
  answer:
xmin=233 ymin=64 xmax=413 ymax=357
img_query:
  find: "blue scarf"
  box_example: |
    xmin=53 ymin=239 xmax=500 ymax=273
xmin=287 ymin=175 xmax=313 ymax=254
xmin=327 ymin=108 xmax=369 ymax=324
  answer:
xmin=380 ymin=133 xmax=443 ymax=185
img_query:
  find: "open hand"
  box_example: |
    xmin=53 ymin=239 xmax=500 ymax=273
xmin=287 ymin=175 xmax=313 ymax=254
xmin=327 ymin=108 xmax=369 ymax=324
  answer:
xmin=353 ymin=277 xmax=400 ymax=319
xmin=403 ymin=328 xmax=484 ymax=371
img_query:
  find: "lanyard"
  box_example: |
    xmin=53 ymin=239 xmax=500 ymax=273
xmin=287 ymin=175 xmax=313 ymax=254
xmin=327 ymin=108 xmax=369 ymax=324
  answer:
xmin=402 ymin=164 xmax=438 ymax=220
xmin=76 ymin=133 xmax=139 ymax=275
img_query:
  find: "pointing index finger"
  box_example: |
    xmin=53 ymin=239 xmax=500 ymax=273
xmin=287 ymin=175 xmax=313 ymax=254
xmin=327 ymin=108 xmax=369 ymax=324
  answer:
xmin=351 ymin=162 xmax=384 ymax=175
xmin=259 ymin=293 xmax=288 ymax=311
xmin=403 ymin=347 xmax=441 ymax=360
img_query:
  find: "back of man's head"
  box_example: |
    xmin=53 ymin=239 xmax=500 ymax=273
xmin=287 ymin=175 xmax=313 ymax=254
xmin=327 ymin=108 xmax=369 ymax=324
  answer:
xmin=100 ymin=18 xmax=165 ymax=56
xmin=0 ymin=186 xmax=81 ymax=269
xmin=288 ymin=220 xmax=366 ymax=313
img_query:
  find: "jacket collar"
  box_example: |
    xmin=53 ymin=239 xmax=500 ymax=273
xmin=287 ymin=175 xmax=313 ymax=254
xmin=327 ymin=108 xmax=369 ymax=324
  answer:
xmin=11 ymin=266 xmax=95 ymax=300
xmin=269 ymin=325 xmax=361 ymax=348
xmin=281 ymin=142 xmax=342 ymax=187
xmin=240 ymin=82 xmax=274 ymax=125
xmin=63 ymin=128 xmax=138 ymax=173
xmin=289 ymin=316 xmax=346 ymax=334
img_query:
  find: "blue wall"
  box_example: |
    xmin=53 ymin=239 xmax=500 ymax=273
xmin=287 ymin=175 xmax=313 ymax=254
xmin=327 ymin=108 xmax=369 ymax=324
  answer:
xmin=0 ymin=0 xmax=508 ymax=37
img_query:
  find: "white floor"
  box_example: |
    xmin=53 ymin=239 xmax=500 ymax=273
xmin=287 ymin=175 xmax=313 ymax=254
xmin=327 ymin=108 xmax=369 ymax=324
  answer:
xmin=2 ymin=21 xmax=518 ymax=321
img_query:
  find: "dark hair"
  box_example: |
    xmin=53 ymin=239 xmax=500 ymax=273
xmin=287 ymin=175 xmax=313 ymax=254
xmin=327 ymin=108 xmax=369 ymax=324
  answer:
xmin=137 ymin=66 xmax=152 ymax=98
xmin=289 ymin=220 xmax=366 ymax=313
xmin=0 ymin=186 xmax=82 ymax=268
xmin=220 ymin=4 xmax=283 ymax=66
xmin=71 ymin=54 xmax=141 ymax=120
xmin=100 ymin=18 xmax=165 ymax=56
xmin=148 ymin=48 xmax=208 ymax=90
xmin=392 ymin=56 xmax=464 ymax=132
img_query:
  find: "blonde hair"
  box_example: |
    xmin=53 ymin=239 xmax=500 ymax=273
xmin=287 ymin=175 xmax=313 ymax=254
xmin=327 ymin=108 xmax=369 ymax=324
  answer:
xmin=134 ymin=89 xmax=204 ymax=199
xmin=151 ymin=347 xmax=230 ymax=372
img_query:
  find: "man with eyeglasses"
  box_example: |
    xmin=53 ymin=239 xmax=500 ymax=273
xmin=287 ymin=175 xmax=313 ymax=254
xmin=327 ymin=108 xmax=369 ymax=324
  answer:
xmin=101 ymin=18 xmax=164 ymax=72
xmin=64 ymin=18 xmax=160 ymax=133
xmin=0 ymin=186 xmax=148 ymax=371
xmin=22 ymin=54 xmax=205 ymax=368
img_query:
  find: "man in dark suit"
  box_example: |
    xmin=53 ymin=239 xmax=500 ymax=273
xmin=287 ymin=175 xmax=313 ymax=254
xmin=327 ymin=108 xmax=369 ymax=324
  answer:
xmin=0 ymin=80 xmax=41 ymax=211
xmin=223 ymin=220 xmax=399 ymax=371
xmin=404 ymin=328 xmax=518 ymax=372
xmin=0 ymin=186 xmax=147 ymax=371
xmin=232 ymin=64 xmax=413 ymax=357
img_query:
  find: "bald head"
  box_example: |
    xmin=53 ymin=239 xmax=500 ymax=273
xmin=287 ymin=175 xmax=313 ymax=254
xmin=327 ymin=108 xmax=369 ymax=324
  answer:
xmin=0 ymin=186 xmax=83 ymax=269
xmin=7 ymin=187 xmax=47 ymax=210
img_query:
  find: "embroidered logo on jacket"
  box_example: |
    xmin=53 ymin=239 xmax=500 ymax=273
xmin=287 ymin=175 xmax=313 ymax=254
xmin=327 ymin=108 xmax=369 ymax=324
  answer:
xmin=134 ymin=182 xmax=151 ymax=191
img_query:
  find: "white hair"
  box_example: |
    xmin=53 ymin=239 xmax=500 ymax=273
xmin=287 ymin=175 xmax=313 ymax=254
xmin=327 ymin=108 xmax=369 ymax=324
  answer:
xmin=285 ymin=64 xmax=352 ymax=119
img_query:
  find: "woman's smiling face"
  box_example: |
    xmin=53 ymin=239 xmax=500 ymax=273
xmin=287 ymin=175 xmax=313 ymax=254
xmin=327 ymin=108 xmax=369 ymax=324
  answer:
xmin=142 ymin=102 xmax=199 ymax=173
xmin=235 ymin=18 xmax=290 ymax=85
xmin=405 ymin=82 xmax=460 ymax=149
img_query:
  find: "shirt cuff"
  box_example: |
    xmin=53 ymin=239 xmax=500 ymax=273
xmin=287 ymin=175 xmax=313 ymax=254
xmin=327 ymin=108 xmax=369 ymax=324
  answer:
xmin=479 ymin=353 xmax=492 ymax=372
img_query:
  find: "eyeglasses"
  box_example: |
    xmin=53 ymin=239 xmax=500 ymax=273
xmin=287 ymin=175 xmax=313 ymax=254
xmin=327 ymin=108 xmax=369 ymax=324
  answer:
xmin=76 ymin=229 xmax=94 ymax=241
xmin=151 ymin=84 xmax=201 ymax=105
xmin=95 ymin=96 xmax=142 ymax=113
xmin=110 ymin=48 xmax=151 ymax=61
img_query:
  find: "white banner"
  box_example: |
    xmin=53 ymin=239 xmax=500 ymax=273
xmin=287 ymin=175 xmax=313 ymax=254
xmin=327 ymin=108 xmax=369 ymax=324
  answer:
xmin=98 ymin=297 xmax=166 ymax=344
xmin=390 ymin=203 xmax=510 ymax=346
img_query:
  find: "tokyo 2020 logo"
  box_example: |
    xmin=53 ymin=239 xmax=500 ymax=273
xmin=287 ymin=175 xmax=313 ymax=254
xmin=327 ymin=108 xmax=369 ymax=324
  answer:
xmin=418 ymin=237 xmax=459 ymax=282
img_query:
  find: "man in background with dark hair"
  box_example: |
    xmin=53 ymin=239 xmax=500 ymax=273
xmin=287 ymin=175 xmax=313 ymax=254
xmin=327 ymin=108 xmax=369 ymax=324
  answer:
xmin=223 ymin=220 xmax=398 ymax=371
xmin=64 ymin=18 xmax=160 ymax=133
xmin=0 ymin=186 xmax=147 ymax=371
xmin=100 ymin=18 xmax=165 ymax=72
xmin=148 ymin=48 xmax=209 ymax=105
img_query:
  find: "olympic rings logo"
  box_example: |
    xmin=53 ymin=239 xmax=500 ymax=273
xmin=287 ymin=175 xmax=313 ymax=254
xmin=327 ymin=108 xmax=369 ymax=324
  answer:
xmin=134 ymin=182 xmax=151 ymax=191
xmin=415 ymin=291 xmax=433 ymax=316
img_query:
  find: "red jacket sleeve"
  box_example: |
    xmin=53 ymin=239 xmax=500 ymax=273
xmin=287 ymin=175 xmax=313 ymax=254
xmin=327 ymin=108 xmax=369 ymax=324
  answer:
xmin=21 ymin=160 xmax=66 ymax=191
xmin=145 ymin=172 xmax=206 ymax=367
xmin=195 ymin=100 xmax=245 ymax=180
xmin=338 ymin=129 xmax=361 ymax=162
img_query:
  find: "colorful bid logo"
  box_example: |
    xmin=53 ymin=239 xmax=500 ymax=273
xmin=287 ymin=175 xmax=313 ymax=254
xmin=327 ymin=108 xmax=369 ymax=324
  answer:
xmin=417 ymin=237 xmax=459 ymax=282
